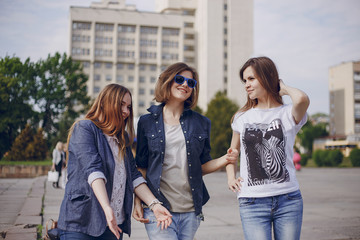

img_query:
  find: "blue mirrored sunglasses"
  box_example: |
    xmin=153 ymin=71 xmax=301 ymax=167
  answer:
xmin=174 ymin=75 xmax=197 ymax=88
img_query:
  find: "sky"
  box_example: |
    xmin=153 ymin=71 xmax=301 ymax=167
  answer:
xmin=1 ymin=0 xmax=359 ymax=115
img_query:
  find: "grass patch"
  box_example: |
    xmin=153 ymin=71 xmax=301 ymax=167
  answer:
xmin=0 ymin=159 xmax=52 ymax=166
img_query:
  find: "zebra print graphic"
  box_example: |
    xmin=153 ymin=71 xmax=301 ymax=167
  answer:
xmin=243 ymin=119 xmax=289 ymax=186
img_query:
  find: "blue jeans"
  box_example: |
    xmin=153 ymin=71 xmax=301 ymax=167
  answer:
xmin=143 ymin=208 xmax=201 ymax=240
xmin=239 ymin=190 xmax=303 ymax=240
xmin=60 ymin=226 xmax=123 ymax=240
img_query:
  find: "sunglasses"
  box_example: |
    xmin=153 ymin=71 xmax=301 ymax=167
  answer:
xmin=174 ymin=75 xmax=197 ymax=88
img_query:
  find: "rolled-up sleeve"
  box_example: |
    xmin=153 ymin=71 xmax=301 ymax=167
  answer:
xmin=88 ymin=171 xmax=107 ymax=186
xmin=133 ymin=176 xmax=146 ymax=189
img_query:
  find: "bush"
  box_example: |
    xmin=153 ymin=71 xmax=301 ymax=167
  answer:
xmin=312 ymin=149 xmax=343 ymax=167
xmin=5 ymin=125 xmax=47 ymax=161
xmin=300 ymin=153 xmax=310 ymax=166
xmin=349 ymin=148 xmax=360 ymax=167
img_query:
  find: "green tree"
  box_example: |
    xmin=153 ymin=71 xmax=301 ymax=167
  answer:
xmin=297 ymin=120 xmax=328 ymax=154
xmin=349 ymin=148 xmax=360 ymax=167
xmin=6 ymin=124 xmax=34 ymax=161
xmin=25 ymin=128 xmax=47 ymax=161
xmin=35 ymin=52 xmax=90 ymax=145
xmin=0 ymin=56 xmax=37 ymax=158
xmin=205 ymin=91 xmax=239 ymax=158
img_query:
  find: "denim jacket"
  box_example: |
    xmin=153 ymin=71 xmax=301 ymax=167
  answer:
xmin=57 ymin=120 xmax=143 ymax=237
xmin=135 ymin=104 xmax=212 ymax=216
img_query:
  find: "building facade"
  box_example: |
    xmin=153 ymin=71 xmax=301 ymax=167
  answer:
xmin=329 ymin=61 xmax=360 ymax=135
xmin=69 ymin=0 xmax=253 ymax=116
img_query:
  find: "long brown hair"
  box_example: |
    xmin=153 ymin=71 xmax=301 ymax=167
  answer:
xmin=232 ymin=56 xmax=283 ymax=121
xmin=154 ymin=62 xmax=199 ymax=109
xmin=67 ymin=84 xmax=134 ymax=160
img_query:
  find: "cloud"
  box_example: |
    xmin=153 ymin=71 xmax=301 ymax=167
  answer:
xmin=254 ymin=0 xmax=360 ymax=115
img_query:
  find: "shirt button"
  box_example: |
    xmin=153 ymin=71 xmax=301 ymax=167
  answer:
xmin=187 ymin=141 xmax=189 ymax=143
xmin=161 ymin=152 xmax=164 ymax=154
xmin=188 ymin=152 xmax=190 ymax=155
xmin=156 ymin=121 xmax=158 ymax=124
xmin=189 ymin=176 xmax=192 ymax=179
xmin=158 ymin=188 xmax=160 ymax=192
xmin=158 ymin=130 xmax=161 ymax=132
xmin=184 ymin=131 xmax=187 ymax=133
xmin=151 ymin=134 xmax=154 ymax=137
xmin=181 ymin=122 xmax=184 ymax=124
xmin=199 ymin=136 xmax=202 ymax=139
xmin=189 ymin=164 xmax=192 ymax=167
xmin=192 ymin=188 xmax=194 ymax=191
xmin=160 ymin=140 xmax=163 ymax=143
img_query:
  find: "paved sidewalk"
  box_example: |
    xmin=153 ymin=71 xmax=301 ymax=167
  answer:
xmin=1 ymin=168 xmax=360 ymax=239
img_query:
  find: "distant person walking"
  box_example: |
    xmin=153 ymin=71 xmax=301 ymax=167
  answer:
xmin=51 ymin=141 xmax=63 ymax=189
xmin=226 ymin=56 xmax=310 ymax=240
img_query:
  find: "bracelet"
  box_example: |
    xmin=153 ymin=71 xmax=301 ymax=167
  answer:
xmin=148 ymin=199 xmax=163 ymax=211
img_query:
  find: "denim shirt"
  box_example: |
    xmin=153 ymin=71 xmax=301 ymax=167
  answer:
xmin=135 ymin=104 xmax=212 ymax=216
xmin=57 ymin=120 xmax=144 ymax=237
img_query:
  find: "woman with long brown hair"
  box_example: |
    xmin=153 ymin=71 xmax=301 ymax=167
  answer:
xmin=57 ymin=84 xmax=172 ymax=240
xmin=226 ymin=56 xmax=310 ymax=240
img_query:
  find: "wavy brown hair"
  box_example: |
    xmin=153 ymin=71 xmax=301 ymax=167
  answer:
xmin=154 ymin=62 xmax=199 ymax=109
xmin=232 ymin=56 xmax=283 ymax=121
xmin=67 ymin=84 xmax=134 ymax=161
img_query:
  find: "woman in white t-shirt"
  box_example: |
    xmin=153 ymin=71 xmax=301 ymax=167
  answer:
xmin=226 ymin=56 xmax=310 ymax=240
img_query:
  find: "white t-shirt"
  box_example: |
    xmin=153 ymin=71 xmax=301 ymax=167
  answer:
xmin=231 ymin=104 xmax=307 ymax=198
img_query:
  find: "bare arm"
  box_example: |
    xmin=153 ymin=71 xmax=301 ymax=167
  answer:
xmin=91 ymin=179 xmax=122 ymax=239
xmin=226 ymin=132 xmax=243 ymax=192
xmin=202 ymin=149 xmax=238 ymax=176
xmin=279 ymin=79 xmax=310 ymax=124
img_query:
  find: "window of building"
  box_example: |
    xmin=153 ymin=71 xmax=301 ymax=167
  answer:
xmin=82 ymin=61 xmax=90 ymax=68
xmin=150 ymin=77 xmax=156 ymax=83
xmin=118 ymin=25 xmax=136 ymax=33
xmin=224 ymin=28 xmax=227 ymax=35
xmin=139 ymin=88 xmax=145 ymax=95
xmin=150 ymin=65 xmax=157 ymax=71
xmin=94 ymin=86 xmax=100 ymax=93
xmin=117 ymin=63 xmax=124 ymax=69
xmin=140 ymin=26 xmax=158 ymax=34
xmin=224 ymin=40 xmax=227 ymax=46
xmin=94 ymin=75 xmax=101 ymax=81
xmin=139 ymin=100 xmax=145 ymax=107
xmin=72 ymin=22 xmax=91 ymax=30
xmin=106 ymin=75 xmax=112 ymax=81
xmin=139 ymin=76 xmax=145 ymax=83
xmin=354 ymin=71 xmax=360 ymax=81
xmin=150 ymin=89 xmax=155 ymax=95
xmin=184 ymin=22 xmax=194 ymax=28
xmin=128 ymin=64 xmax=134 ymax=70
xmin=184 ymin=34 xmax=195 ymax=40
xmin=139 ymin=64 xmax=146 ymax=71
xmin=95 ymin=23 xmax=114 ymax=32
xmin=94 ymin=62 xmax=102 ymax=68
xmin=224 ymin=4 xmax=227 ymax=10
xmin=183 ymin=10 xmax=195 ymax=16
xmin=105 ymin=63 xmax=112 ymax=69
xmin=116 ymin=75 xmax=124 ymax=83
xmin=163 ymin=28 xmax=179 ymax=36
xmin=224 ymin=16 xmax=227 ymax=22
xmin=128 ymin=76 xmax=134 ymax=82
xmin=184 ymin=45 xmax=194 ymax=51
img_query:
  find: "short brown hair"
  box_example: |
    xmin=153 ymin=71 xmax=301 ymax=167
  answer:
xmin=154 ymin=62 xmax=199 ymax=109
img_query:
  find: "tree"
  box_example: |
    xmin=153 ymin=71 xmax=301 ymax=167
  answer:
xmin=297 ymin=120 xmax=328 ymax=154
xmin=205 ymin=91 xmax=239 ymax=158
xmin=349 ymin=148 xmax=360 ymax=167
xmin=25 ymin=128 xmax=47 ymax=161
xmin=34 ymin=52 xmax=90 ymax=145
xmin=6 ymin=124 xmax=34 ymax=161
xmin=0 ymin=56 xmax=37 ymax=158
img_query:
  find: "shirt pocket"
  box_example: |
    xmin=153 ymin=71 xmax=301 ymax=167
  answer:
xmin=145 ymin=132 xmax=161 ymax=150
xmin=191 ymin=133 xmax=208 ymax=153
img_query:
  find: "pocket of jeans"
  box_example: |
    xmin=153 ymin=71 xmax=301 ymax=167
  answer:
xmin=286 ymin=190 xmax=302 ymax=200
xmin=238 ymin=197 xmax=255 ymax=207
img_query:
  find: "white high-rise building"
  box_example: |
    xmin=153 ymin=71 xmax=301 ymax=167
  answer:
xmin=69 ymin=0 xmax=253 ymax=117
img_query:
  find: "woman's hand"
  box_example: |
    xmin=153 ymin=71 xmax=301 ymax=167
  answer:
xmin=228 ymin=177 xmax=243 ymax=193
xmin=151 ymin=204 xmax=173 ymax=230
xmin=279 ymin=79 xmax=287 ymax=96
xmin=132 ymin=197 xmax=149 ymax=223
xmin=104 ymin=205 xmax=122 ymax=239
xmin=226 ymin=148 xmax=239 ymax=164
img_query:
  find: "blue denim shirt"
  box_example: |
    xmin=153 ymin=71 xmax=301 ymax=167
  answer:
xmin=57 ymin=120 xmax=144 ymax=237
xmin=135 ymin=104 xmax=212 ymax=216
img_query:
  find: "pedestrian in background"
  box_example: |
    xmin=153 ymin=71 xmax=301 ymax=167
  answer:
xmin=61 ymin=143 xmax=68 ymax=189
xmin=132 ymin=62 xmax=238 ymax=240
xmin=51 ymin=141 xmax=63 ymax=189
xmin=57 ymin=84 xmax=172 ymax=240
xmin=226 ymin=56 xmax=310 ymax=240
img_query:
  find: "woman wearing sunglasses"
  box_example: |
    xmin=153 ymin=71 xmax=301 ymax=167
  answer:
xmin=133 ymin=62 xmax=238 ymax=240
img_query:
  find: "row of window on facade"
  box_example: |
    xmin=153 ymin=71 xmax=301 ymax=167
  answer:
xmin=94 ymin=74 xmax=157 ymax=84
xmin=83 ymin=62 xmax=161 ymax=72
xmin=93 ymin=85 xmax=155 ymax=99
xmin=73 ymin=22 xmax=181 ymax=36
